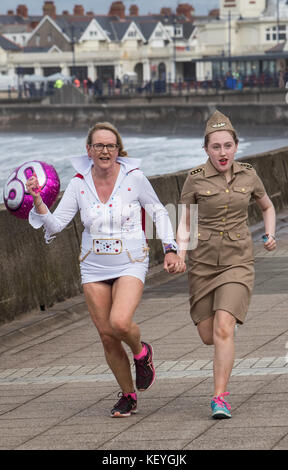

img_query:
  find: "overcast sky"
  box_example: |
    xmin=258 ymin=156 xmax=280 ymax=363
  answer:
xmin=0 ymin=0 xmax=219 ymax=16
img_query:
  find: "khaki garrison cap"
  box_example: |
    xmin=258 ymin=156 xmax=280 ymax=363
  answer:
xmin=205 ymin=110 xmax=237 ymax=137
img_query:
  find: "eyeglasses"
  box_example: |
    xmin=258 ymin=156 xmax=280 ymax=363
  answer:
xmin=89 ymin=143 xmax=118 ymax=152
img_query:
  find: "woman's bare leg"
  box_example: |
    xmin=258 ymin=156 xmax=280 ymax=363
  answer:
xmin=213 ymin=309 xmax=236 ymax=397
xmin=83 ymin=276 xmax=144 ymax=394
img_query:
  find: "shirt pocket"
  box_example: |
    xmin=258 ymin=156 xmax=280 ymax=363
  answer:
xmin=191 ymin=230 xmax=216 ymax=263
xmin=197 ymin=189 xmax=220 ymax=199
xmin=227 ymin=230 xmax=248 ymax=241
xmin=224 ymin=230 xmax=254 ymax=262
xmin=197 ymin=189 xmax=221 ymax=216
xmin=197 ymin=229 xmax=212 ymax=241
xmin=232 ymin=186 xmax=252 ymax=198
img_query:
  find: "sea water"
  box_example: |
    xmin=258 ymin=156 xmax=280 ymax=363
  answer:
xmin=1 ymin=130 xmax=287 ymax=203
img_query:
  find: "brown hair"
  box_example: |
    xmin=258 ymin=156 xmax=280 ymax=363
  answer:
xmin=204 ymin=130 xmax=239 ymax=149
xmin=86 ymin=122 xmax=128 ymax=157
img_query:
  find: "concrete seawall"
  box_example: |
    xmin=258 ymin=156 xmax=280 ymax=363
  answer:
xmin=0 ymin=146 xmax=288 ymax=324
xmin=1 ymin=103 xmax=288 ymax=135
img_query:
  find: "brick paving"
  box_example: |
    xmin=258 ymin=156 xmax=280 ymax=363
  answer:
xmin=0 ymin=210 xmax=287 ymax=450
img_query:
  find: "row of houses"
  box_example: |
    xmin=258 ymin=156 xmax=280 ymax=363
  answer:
xmin=0 ymin=0 xmax=287 ymax=88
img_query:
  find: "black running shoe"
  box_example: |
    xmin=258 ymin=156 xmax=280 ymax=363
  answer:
xmin=110 ymin=392 xmax=137 ymax=418
xmin=134 ymin=342 xmax=155 ymax=391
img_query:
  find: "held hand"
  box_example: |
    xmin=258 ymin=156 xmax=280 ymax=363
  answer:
xmin=164 ymin=253 xmax=186 ymax=274
xmin=263 ymin=235 xmax=276 ymax=252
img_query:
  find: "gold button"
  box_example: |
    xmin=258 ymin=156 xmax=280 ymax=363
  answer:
xmin=198 ymin=233 xmax=201 ymax=237
xmin=206 ymin=190 xmax=211 ymax=194
xmin=220 ymin=231 xmax=223 ymax=236
xmin=224 ymin=205 xmax=228 ymax=209
xmin=237 ymin=234 xmax=241 ymax=238
xmin=225 ymin=189 xmax=229 ymax=193
xmin=222 ymin=218 xmax=226 ymax=222
xmin=242 ymin=188 xmax=245 ymax=192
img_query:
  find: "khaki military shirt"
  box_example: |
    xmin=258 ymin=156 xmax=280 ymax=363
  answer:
xmin=180 ymin=159 xmax=266 ymax=266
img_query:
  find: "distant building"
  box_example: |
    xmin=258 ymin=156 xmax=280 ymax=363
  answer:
xmin=193 ymin=0 xmax=288 ymax=81
xmin=0 ymin=1 xmax=287 ymax=86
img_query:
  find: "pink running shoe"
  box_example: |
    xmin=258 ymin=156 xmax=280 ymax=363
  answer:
xmin=111 ymin=392 xmax=137 ymax=418
xmin=134 ymin=342 xmax=155 ymax=391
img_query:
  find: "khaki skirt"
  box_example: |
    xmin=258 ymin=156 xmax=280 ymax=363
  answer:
xmin=188 ymin=260 xmax=255 ymax=325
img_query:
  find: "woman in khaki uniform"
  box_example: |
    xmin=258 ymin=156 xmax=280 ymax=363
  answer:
xmin=177 ymin=110 xmax=276 ymax=419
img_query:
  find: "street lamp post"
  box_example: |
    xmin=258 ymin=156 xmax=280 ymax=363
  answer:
xmin=70 ymin=24 xmax=76 ymax=77
xmin=172 ymin=18 xmax=180 ymax=85
xmin=228 ymin=10 xmax=232 ymax=70
xmin=277 ymin=0 xmax=280 ymax=44
xmin=173 ymin=33 xmax=176 ymax=83
xmin=173 ymin=23 xmax=177 ymax=84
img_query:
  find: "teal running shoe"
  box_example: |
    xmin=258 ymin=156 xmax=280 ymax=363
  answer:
xmin=211 ymin=392 xmax=232 ymax=419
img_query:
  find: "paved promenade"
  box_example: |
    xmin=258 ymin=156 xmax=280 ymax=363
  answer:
xmin=0 ymin=210 xmax=288 ymax=451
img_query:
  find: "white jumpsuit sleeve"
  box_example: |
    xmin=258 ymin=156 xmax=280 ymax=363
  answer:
xmin=138 ymin=173 xmax=177 ymax=252
xmin=29 ymin=179 xmax=79 ymax=243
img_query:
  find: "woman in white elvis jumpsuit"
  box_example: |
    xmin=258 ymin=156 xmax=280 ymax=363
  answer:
xmin=26 ymin=122 xmax=186 ymax=418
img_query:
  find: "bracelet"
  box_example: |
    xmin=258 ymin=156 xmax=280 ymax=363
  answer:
xmin=164 ymin=243 xmax=174 ymax=250
xmin=164 ymin=243 xmax=177 ymax=254
xmin=165 ymin=249 xmax=177 ymax=255
xmin=263 ymin=233 xmax=276 ymax=242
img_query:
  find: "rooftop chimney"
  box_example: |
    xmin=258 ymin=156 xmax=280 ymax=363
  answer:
xmin=160 ymin=8 xmax=172 ymax=16
xmin=7 ymin=10 xmax=14 ymax=16
xmin=108 ymin=1 xmax=125 ymax=19
xmin=43 ymin=1 xmax=56 ymax=19
xmin=62 ymin=10 xmax=69 ymax=16
xmin=129 ymin=4 xmax=139 ymax=16
xmin=73 ymin=5 xmax=84 ymax=16
xmin=16 ymin=4 xmax=28 ymax=18
xmin=86 ymin=11 xmax=94 ymax=17
xmin=30 ymin=20 xmax=39 ymax=29
xmin=176 ymin=3 xmax=195 ymax=20
xmin=208 ymin=9 xmax=220 ymax=18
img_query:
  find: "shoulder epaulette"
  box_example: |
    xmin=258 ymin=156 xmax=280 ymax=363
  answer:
xmin=240 ymin=162 xmax=253 ymax=170
xmin=190 ymin=167 xmax=204 ymax=176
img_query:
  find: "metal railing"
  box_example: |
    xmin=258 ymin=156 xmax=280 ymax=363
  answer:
xmin=83 ymin=74 xmax=288 ymax=98
xmin=0 ymin=73 xmax=287 ymax=102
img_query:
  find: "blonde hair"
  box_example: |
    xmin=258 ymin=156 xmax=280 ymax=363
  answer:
xmin=86 ymin=122 xmax=128 ymax=157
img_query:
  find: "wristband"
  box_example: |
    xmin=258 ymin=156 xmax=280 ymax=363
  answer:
xmin=165 ymin=249 xmax=177 ymax=255
xmin=262 ymin=234 xmax=275 ymax=242
xmin=164 ymin=242 xmax=177 ymax=255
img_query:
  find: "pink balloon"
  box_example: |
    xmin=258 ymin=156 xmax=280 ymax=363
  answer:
xmin=3 ymin=161 xmax=60 ymax=219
